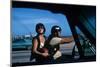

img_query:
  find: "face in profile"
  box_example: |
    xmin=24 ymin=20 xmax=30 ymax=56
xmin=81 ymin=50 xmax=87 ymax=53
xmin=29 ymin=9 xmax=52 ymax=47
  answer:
xmin=58 ymin=31 xmax=61 ymax=36
xmin=54 ymin=31 xmax=61 ymax=37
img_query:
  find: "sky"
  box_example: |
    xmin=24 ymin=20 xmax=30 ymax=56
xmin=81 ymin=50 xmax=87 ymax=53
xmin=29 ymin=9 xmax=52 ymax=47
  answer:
xmin=12 ymin=8 xmax=73 ymax=36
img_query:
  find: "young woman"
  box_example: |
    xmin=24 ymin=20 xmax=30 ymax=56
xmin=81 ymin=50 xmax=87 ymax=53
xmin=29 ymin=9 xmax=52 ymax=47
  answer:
xmin=30 ymin=23 xmax=49 ymax=64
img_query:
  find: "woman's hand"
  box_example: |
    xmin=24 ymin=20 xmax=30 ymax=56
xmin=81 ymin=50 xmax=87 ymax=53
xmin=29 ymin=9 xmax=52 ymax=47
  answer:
xmin=42 ymin=52 xmax=49 ymax=57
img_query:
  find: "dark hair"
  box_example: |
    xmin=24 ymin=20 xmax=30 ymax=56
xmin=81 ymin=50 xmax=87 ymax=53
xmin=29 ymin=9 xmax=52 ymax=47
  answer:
xmin=51 ymin=25 xmax=61 ymax=35
xmin=36 ymin=23 xmax=46 ymax=34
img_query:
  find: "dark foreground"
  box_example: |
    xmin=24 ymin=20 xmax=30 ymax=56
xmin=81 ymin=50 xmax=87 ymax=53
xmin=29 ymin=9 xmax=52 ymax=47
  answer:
xmin=12 ymin=42 xmax=96 ymax=67
xmin=12 ymin=55 xmax=96 ymax=67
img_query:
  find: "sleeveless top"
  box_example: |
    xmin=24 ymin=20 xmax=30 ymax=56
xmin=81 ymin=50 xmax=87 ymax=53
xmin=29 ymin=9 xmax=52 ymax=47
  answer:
xmin=45 ymin=35 xmax=60 ymax=57
xmin=30 ymin=35 xmax=46 ymax=61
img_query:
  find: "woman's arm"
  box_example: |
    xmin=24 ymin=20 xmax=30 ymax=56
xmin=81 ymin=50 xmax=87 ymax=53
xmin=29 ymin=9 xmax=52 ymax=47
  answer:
xmin=32 ymin=38 xmax=42 ymax=55
xmin=32 ymin=38 xmax=49 ymax=57
xmin=60 ymin=36 xmax=74 ymax=44
xmin=50 ymin=36 xmax=74 ymax=45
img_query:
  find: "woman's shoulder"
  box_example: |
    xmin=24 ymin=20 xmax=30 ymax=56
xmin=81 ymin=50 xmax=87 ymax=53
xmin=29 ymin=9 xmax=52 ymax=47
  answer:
xmin=32 ymin=35 xmax=39 ymax=39
xmin=32 ymin=36 xmax=39 ymax=42
xmin=49 ymin=37 xmax=62 ymax=46
xmin=52 ymin=37 xmax=61 ymax=40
